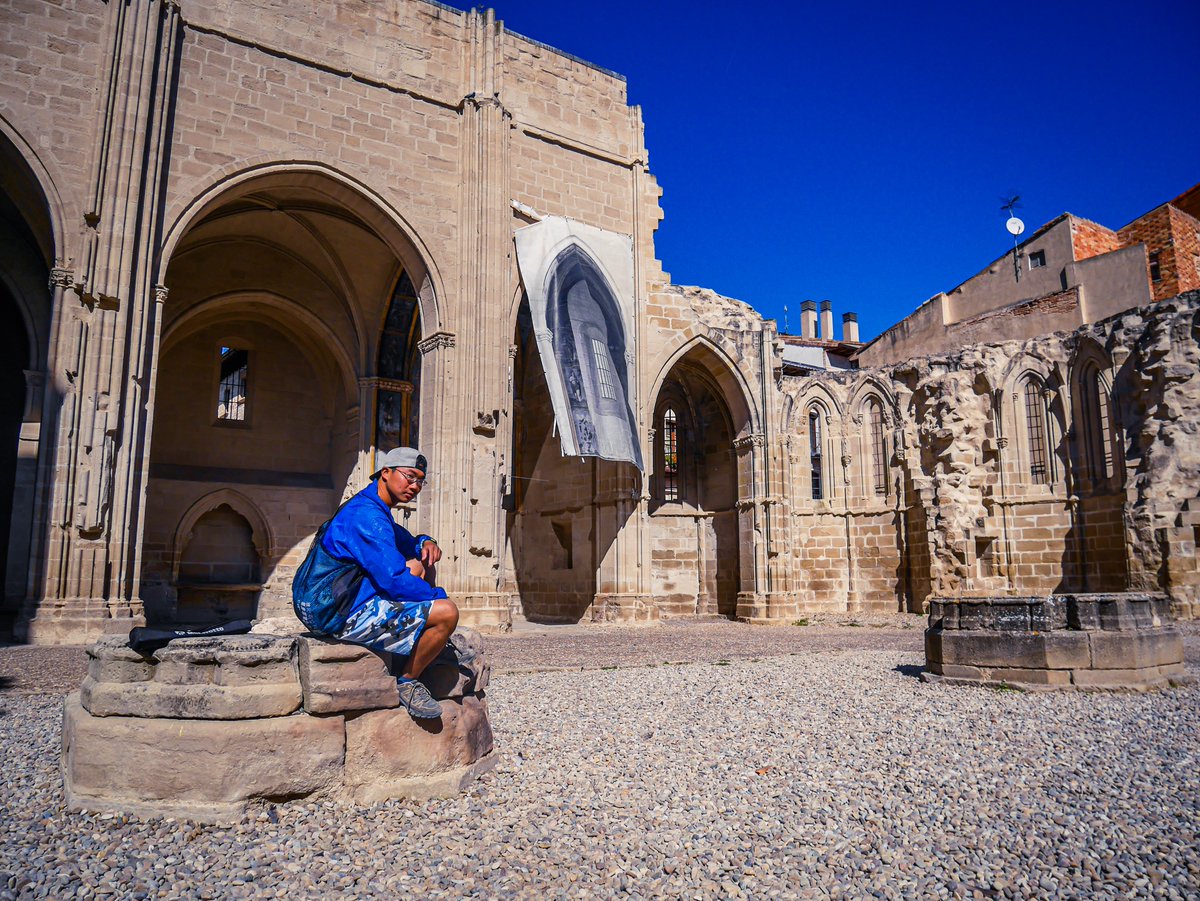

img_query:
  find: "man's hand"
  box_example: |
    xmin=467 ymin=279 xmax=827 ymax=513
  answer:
xmin=420 ymin=539 xmax=442 ymax=567
xmin=406 ymin=558 xmax=426 ymax=579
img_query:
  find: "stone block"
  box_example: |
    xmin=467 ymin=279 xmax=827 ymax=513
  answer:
xmin=1088 ymin=628 xmax=1184 ymax=670
xmin=86 ymin=642 xmax=154 ymax=684
xmin=80 ymin=678 xmax=302 ymax=720
xmin=992 ymin=600 xmax=1032 ymax=631
xmin=1029 ymin=598 xmax=1068 ymax=631
xmin=419 ymin=628 xmax=491 ymax=700
xmin=1097 ymin=597 xmax=1137 ymax=631
xmin=1070 ymin=666 xmax=1177 ymax=689
xmin=151 ymin=636 xmax=299 ymax=686
xmin=80 ymin=635 xmax=302 ymax=719
xmin=1066 ymin=596 xmax=1101 ymax=630
xmin=63 ymin=694 xmax=344 ymax=820
xmin=344 ymin=695 xmax=495 ymax=803
xmin=984 ymin=667 xmax=1072 ymax=687
xmin=928 ymin=662 xmax=983 ymax=680
xmin=932 ymin=630 xmax=1091 ymax=669
xmin=956 ymin=602 xmax=992 ymax=630
xmin=296 ymin=635 xmax=398 ymax=714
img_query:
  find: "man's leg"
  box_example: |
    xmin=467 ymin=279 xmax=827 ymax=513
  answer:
xmin=400 ymin=597 xmax=459 ymax=680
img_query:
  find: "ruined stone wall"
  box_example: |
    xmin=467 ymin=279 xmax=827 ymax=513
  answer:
xmin=792 ymin=290 xmax=1200 ymax=618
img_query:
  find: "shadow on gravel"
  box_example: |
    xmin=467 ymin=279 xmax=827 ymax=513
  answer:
xmin=893 ymin=663 xmax=926 ymax=680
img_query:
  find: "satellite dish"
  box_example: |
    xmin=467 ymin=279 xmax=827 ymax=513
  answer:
xmin=1006 ymin=216 xmax=1025 ymax=236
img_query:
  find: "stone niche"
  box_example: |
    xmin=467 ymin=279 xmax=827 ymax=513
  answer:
xmin=63 ymin=629 xmax=495 ymax=821
xmin=923 ymin=593 xmax=1187 ymax=690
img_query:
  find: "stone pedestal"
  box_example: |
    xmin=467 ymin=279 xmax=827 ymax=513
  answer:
xmin=63 ymin=629 xmax=496 ymax=820
xmin=923 ymin=593 xmax=1187 ymax=690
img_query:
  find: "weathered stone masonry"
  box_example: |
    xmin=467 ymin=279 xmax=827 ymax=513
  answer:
xmin=1 ymin=0 xmax=1197 ymax=644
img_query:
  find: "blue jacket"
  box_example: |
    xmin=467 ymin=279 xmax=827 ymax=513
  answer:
xmin=322 ymin=485 xmax=446 ymax=613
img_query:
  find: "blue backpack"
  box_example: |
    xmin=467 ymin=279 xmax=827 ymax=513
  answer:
xmin=292 ymin=506 xmax=364 ymax=635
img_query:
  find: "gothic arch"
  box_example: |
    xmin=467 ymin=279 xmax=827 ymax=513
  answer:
xmin=0 ymin=114 xmax=68 ymax=265
xmin=847 ymin=376 xmax=900 ymax=423
xmin=160 ymin=290 xmax=358 ymax=413
xmin=158 ymin=160 xmax=445 ymax=338
xmin=170 ymin=489 xmax=273 ymax=583
xmin=648 ymin=335 xmax=760 ymax=439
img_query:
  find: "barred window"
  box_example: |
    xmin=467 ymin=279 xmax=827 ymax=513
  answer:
xmin=592 ymin=337 xmax=616 ymax=400
xmin=809 ymin=408 xmax=824 ymax=500
xmin=217 ymin=347 xmax=248 ymax=422
xmin=663 ymin=408 xmax=679 ymax=502
xmin=1024 ymin=378 xmax=1050 ymax=484
xmin=869 ymin=401 xmax=887 ymax=496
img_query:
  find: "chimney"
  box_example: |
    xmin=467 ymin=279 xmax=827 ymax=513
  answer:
xmin=800 ymin=300 xmax=817 ymax=339
xmin=819 ymin=300 xmax=833 ymax=340
xmin=842 ymin=312 xmax=859 ymax=343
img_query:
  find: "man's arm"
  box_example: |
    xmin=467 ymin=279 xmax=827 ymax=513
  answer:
xmin=327 ymin=507 xmax=443 ymax=603
xmin=395 ymin=525 xmax=442 ymax=567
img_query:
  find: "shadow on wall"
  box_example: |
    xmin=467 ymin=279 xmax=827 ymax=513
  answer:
xmin=507 ymin=304 xmax=628 ymax=622
xmin=169 ymin=505 xmax=262 ymax=627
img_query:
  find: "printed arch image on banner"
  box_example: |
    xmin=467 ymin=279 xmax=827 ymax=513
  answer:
xmin=514 ymin=217 xmax=643 ymax=470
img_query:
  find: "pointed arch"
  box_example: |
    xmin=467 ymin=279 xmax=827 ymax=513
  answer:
xmin=171 ymin=488 xmax=274 ymax=582
xmin=648 ymin=335 xmax=760 ymax=439
xmin=1070 ymin=339 xmax=1120 ymax=488
xmin=158 ymin=160 xmax=446 ymax=345
xmin=0 ymin=114 xmax=68 ymax=266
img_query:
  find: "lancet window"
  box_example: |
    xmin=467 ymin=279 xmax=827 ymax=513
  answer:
xmin=376 ymin=271 xmax=422 ymax=450
xmin=1023 ymin=377 xmax=1052 ymax=485
xmin=868 ymin=399 xmax=887 ymax=496
xmin=662 ymin=408 xmax=680 ymax=502
xmin=809 ymin=406 xmax=825 ymax=500
xmin=1080 ymin=364 xmax=1115 ymax=483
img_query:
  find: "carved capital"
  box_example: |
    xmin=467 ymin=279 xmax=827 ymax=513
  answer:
xmin=508 ymin=344 xmax=519 ymax=359
xmin=733 ymin=433 xmax=766 ymax=450
xmin=153 ymin=284 xmax=169 ymax=304
xmin=417 ymin=331 xmax=456 ymax=355
xmin=49 ymin=268 xmax=74 ymax=290
xmin=997 ymin=436 xmax=1009 ymax=449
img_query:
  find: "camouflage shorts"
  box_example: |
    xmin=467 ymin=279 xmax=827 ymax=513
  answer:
xmin=335 ymin=594 xmax=433 ymax=658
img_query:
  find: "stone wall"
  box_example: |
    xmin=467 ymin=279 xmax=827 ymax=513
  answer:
xmin=2 ymin=0 xmax=1198 ymax=641
xmin=780 ymin=291 xmax=1200 ymax=618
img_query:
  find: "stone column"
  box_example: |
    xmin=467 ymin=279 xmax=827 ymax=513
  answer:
xmin=734 ymin=433 xmax=774 ymax=623
xmin=19 ymin=0 xmax=180 ymax=644
xmin=589 ymin=108 xmax=657 ymax=624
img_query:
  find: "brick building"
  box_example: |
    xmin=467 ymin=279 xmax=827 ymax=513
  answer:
xmin=1 ymin=0 xmax=1198 ymax=643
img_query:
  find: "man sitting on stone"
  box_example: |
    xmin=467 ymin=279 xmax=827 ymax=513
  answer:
xmin=319 ymin=447 xmax=458 ymax=718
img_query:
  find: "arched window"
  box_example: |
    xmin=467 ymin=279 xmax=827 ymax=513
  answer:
xmin=1023 ymin=377 xmax=1052 ymax=485
xmin=662 ymin=408 xmax=680 ymax=502
xmin=1080 ymin=365 xmax=1114 ymax=483
xmin=653 ymin=391 xmax=693 ymax=506
xmin=868 ymin=399 xmax=887 ymax=496
xmin=376 ymin=271 xmax=422 ymax=449
xmin=809 ymin=406 xmax=825 ymax=500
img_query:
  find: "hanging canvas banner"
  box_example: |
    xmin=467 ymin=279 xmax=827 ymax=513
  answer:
xmin=514 ymin=217 xmax=644 ymax=470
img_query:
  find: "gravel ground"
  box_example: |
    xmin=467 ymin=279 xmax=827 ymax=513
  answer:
xmin=2 ymin=620 xmax=1198 ymax=900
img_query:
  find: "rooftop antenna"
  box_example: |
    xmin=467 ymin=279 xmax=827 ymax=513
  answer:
xmin=1001 ymin=194 xmax=1024 ymax=282
xmin=783 ymin=304 xmax=789 ymax=334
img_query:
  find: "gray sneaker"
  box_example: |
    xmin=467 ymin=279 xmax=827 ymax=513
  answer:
xmin=396 ymin=678 xmax=442 ymax=719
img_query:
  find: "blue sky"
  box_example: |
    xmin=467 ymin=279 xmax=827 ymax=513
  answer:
xmin=446 ymin=0 xmax=1200 ymax=342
